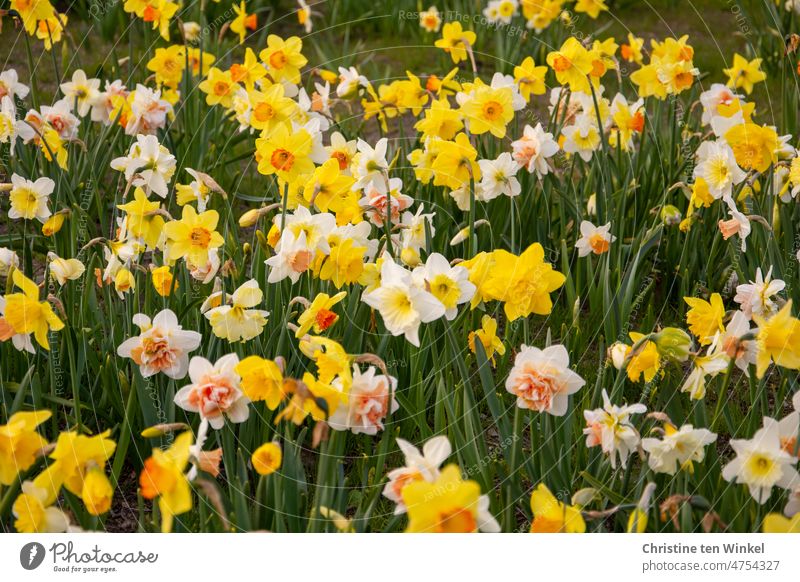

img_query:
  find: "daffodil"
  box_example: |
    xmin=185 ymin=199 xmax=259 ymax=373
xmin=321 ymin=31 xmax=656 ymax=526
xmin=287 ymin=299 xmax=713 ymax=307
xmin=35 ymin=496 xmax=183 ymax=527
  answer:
xmin=684 ymin=293 xmax=725 ymax=346
xmin=514 ymin=56 xmax=547 ymax=102
xmin=753 ymin=301 xmax=800 ymax=378
xmin=574 ymin=0 xmax=608 ymax=19
xmin=2 ymin=270 xmax=64 ymax=350
xmin=434 ymin=22 xmax=476 ymax=65
xmin=255 ymin=122 xmax=315 ymax=184
xmin=252 ymin=442 xmax=282 ymax=475
xmin=7 ymin=174 xmax=53 ymax=222
xmin=723 ymin=53 xmax=767 ymax=95
xmin=260 ymin=35 xmax=307 ymax=85
xmin=230 ymin=1 xmax=257 ymax=44
xmin=479 ymin=243 xmax=566 ymax=321
xmin=468 ymin=315 xmax=506 ymax=365
xmin=236 ymin=356 xmax=286 ymax=408
xmin=12 ymin=481 xmax=69 ymax=533
xmin=203 ymin=279 xmax=270 ymax=342
xmin=117 ymin=187 xmax=165 ymax=249
xmin=547 ymin=37 xmax=593 ymax=93
xmin=198 ymin=67 xmax=240 ymax=108
xmin=402 ymin=464 xmax=481 ymax=532
xmin=139 ymin=431 xmax=193 ymax=532
xmin=460 ymin=85 xmax=515 ymax=138
xmin=10 ymin=0 xmax=55 ymax=35
xmin=164 ymin=205 xmax=225 ymax=268
xmin=146 ymin=45 xmax=185 ymax=89
xmin=529 ymin=483 xmax=586 ymax=533
xmin=0 ymin=410 xmax=51 ymax=485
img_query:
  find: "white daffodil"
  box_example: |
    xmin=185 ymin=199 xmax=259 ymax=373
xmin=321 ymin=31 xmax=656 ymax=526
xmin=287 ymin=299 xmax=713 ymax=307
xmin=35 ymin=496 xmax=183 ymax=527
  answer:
xmin=203 ymin=279 xmax=270 ymax=342
xmin=722 ymin=417 xmax=800 ymax=504
xmin=511 ymin=123 xmax=559 ymax=177
xmin=642 ymin=424 xmax=717 ymax=475
xmin=362 ymin=256 xmax=445 ymax=346
xmin=47 ymin=252 xmax=85 ymax=286
xmin=477 ymin=153 xmax=521 ymax=200
xmin=412 ymin=252 xmax=475 ymax=320
xmin=110 ymin=133 xmax=176 ymax=198
xmin=734 ymin=267 xmax=785 ymax=319
xmin=583 ymin=389 xmax=647 ymax=469
xmin=575 ymin=220 xmax=615 ymax=257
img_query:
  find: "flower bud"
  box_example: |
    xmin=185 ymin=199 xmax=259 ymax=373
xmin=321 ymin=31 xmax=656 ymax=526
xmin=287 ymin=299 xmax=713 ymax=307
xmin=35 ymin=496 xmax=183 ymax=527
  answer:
xmin=609 ymin=342 xmax=630 ymax=370
xmin=42 ymin=213 xmax=66 ymax=236
xmin=653 ymin=327 xmax=692 ymax=362
xmin=660 ymin=204 xmax=682 ymax=226
xmin=239 ymin=208 xmax=262 ymax=228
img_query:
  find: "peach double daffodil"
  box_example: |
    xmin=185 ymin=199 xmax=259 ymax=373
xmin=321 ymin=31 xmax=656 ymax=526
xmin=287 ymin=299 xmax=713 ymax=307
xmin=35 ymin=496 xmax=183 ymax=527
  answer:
xmin=139 ymin=431 xmax=193 ymax=533
xmin=1 ymin=270 xmax=64 ymax=350
xmin=164 ymin=205 xmax=224 ymax=268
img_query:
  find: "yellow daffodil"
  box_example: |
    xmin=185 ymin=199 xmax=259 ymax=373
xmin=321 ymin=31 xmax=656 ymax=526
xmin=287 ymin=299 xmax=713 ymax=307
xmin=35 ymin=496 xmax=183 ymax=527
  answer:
xmin=479 ymin=243 xmax=566 ymax=321
xmin=0 ymin=410 xmax=51 ymax=485
xmin=36 ymin=13 xmax=66 ymax=50
xmin=514 ymin=56 xmax=547 ymax=102
xmin=724 ymin=122 xmax=778 ymax=173
xmin=118 ymin=187 xmax=166 ymax=249
xmin=13 ymin=481 xmax=69 ymax=533
xmin=251 ymin=442 xmax=282 ymax=475
xmin=723 ymin=53 xmax=767 ymax=95
xmin=414 ymin=98 xmax=463 ymax=141
xmin=254 ymin=122 xmax=315 ymax=184
xmin=248 ymin=83 xmax=297 ymax=134
xmin=547 ymin=37 xmax=593 ymax=93
xmin=260 ymin=35 xmax=307 ymax=85
xmin=468 ymin=315 xmax=506 ymax=365
xmin=198 ymin=67 xmax=240 ymax=108
xmin=763 ymin=513 xmax=800 ymax=533
xmin=230 ymin=1 xmax=257 ymax=44
xmin=3 ymin=270 xmax=64 ymax=350
xmin=163 ymin=205 xmax=224 ymax=268
xmin=684 ymin=293 xmax=725 ymax=346
xmin=229 ymin=47 xmax=267 ymax=90
xmin=753 ymin=301 xmax=800 ymax=378
xmin=10 ymin=0 xmax=55 ymax=35
xmin=626 ymin=332 xmax=661 ymax=383
xmin=403 ymin=464 xmax=480 ymax=532
xmin=574 ymin=0 xmax=609 ymax=19
xmin=434 ymin=22 xmax=477 ymax=65
xmin=147 ymin=45 xmax=185 ymax=89
xmin=460 ymin=85 xmax=515 ymax=138
xmin=151 ymin=265 xmax=176 ymax=297
xmin=139 ymin=431 xmax=193 ymax=533
xmin=529 ymin=483 xmax=586 ymax=533
xmin=296 ymin=291 xmax=347 ymax=337
xmin=236 ymin=356 xmax=286 ymax=408
xmin=431 ymin=132 xmax=481 ymax=190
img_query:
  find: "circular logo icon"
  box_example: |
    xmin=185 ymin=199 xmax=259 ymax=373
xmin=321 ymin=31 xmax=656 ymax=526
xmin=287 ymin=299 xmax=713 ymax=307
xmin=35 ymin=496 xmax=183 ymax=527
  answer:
xmin=20 ymin=542 xmax=46 ymax=570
